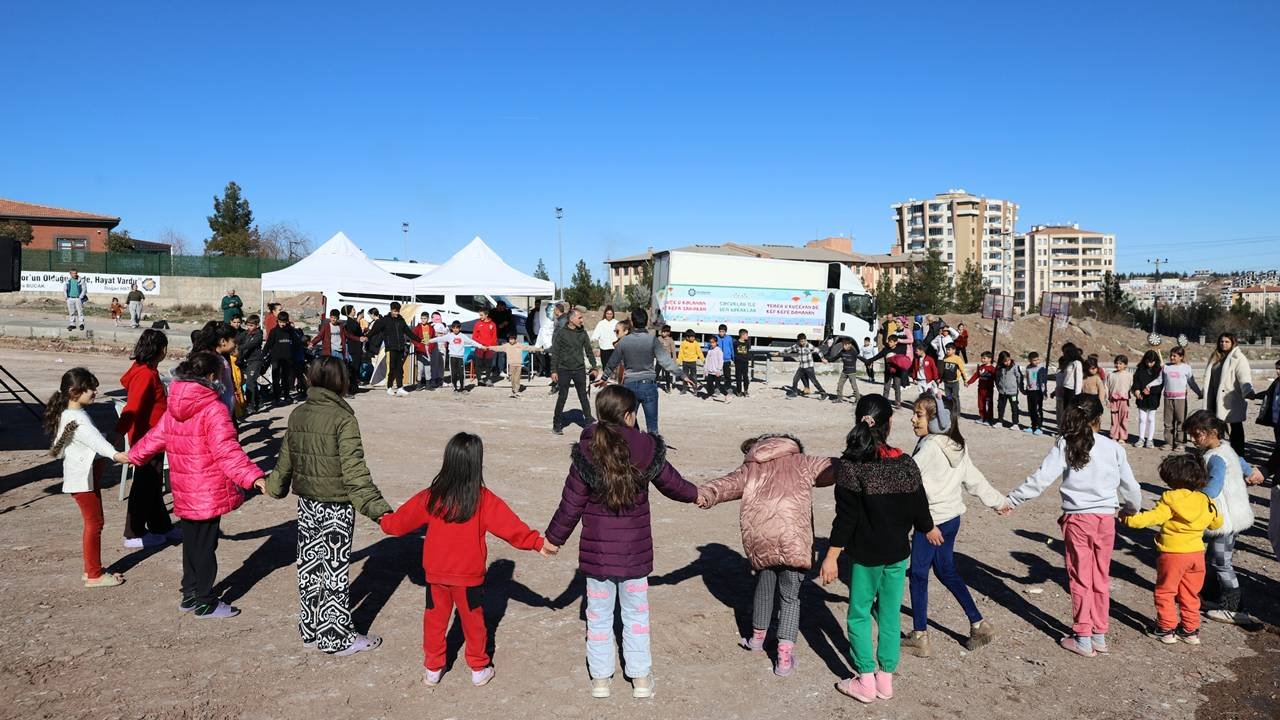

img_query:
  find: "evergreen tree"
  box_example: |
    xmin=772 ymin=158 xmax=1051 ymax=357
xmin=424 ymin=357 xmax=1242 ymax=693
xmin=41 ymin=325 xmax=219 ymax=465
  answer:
xmin=626 ymin=259 xmax=654 ymax=310
xmin=874 ymin=272 xmax=899 ymax=316
xmin=897 ymin=250 xmax=952 ymax=314
xmin=204 ymin=181 xmax=257 ymax=256
xmin=564 ymin=259 xmax=608 ymax=308
xmin=533 ymin=258 xmax=550 ymax=281
xmin=1098 ymin=270 xmax=1135 ymax=321
xmin=952 ymin=259 xmax=988 ymax=313
xmin=107 ymin=229 xmax=135 ymax=253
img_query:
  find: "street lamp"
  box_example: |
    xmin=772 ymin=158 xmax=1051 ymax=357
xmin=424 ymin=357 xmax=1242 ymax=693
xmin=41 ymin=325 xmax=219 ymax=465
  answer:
xmin=401 ymin=222 xmax=409 ymax=260
xmin=555 ymin=207 xmax=564 ymax=298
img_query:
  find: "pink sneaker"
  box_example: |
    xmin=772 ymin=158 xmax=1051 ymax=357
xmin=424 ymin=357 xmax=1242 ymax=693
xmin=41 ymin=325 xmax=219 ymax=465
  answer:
xmin=874 ymin=671 xmax=893 ymax=699
xmin=744 ymin=628 xmax=766 ymax=652
xmin=774 ymin=641 xmax=795 ymax=677
xmin=836 ymin=674 xmax=876 ymax=703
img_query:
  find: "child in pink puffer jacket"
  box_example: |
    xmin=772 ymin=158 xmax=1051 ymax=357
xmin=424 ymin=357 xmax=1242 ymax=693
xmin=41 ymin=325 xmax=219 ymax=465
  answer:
xmin=128 ymin=351 xmax=265 ymax=618
xmin=696 ymin=434 xmax=832 ymax=676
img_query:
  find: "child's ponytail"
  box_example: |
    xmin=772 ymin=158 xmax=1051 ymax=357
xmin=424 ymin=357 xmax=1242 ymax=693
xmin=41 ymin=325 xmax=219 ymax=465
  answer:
xmin=842 ymin=393 xmax=893 ymax=463
xmin=591 ymin=385 xmax=642 ymax=511
xmin=43 ymin=367 xmax=100 ymax=437
xmin=1062 ymin=395 xmax=1103 ymax=470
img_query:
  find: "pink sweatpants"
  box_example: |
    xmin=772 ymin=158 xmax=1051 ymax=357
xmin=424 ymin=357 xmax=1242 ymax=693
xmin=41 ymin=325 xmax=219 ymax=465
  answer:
xmin=1059 ymin=513 xmax=1115 ymax=637
xmin=1108 ymin=397 xmax=1129 ymax=441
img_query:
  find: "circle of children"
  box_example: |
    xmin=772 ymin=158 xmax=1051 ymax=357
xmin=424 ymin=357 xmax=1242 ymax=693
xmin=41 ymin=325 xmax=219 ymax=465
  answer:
xmin=40 ymin=298 xmax=1280 ymax=705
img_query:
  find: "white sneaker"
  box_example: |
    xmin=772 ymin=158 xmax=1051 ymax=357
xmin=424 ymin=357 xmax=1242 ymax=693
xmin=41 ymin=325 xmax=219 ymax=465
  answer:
xmin=1207 ymin=609 xmax=1258 ymax=625
xmin=423 ymin=668 xmax=444 ymax=686
xmin=394 ymin=387 xmax=409 ymax=397
xmin=386 ymin=388 xmax=396 ymax=396
xmin=631 ymin=674 xmax=654 ymax=699
xmin=591 ymin=677 xmax=612 ymax=698
xmin=123 ymin=537 xmax=144 ymax=549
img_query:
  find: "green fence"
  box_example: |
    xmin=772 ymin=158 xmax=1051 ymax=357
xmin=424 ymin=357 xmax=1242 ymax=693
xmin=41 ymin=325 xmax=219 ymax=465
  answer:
xmin=21 ymin=249 xmax=297 ymax=277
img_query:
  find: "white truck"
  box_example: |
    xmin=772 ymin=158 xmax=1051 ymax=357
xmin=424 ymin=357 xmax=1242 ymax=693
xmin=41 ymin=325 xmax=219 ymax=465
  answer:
xmin=651 ymin=250 xmax=877 ymax=351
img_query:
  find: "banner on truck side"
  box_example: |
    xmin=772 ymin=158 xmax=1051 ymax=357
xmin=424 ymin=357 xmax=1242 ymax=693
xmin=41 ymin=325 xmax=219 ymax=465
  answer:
xmin=21 ymin=271 xmax=161 ymax=296
xmin=658 ymin=285 xmax=824 ymax=326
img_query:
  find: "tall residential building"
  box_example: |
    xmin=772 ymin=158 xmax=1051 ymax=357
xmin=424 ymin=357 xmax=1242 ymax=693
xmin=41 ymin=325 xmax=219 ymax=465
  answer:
xmin=1121 ymin=277 xmax=1203 ymax=309
xmin=1011 ymin=224 xmax=1116 ymax=311
xmin=890 ymin=190 xmax=1018 ymax=290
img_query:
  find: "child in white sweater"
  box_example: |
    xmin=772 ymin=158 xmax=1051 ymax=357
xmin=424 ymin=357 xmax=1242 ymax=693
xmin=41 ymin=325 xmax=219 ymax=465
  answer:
xmin=430 ymin=320 xmax=488 ymax=392
xmin=905 ymin=394 xmax=1005 ymax=657
xmin=1001 ymin=395 xmax=1142 ymax=657
xmin=46 ymin=368 xmax=131 ymax=588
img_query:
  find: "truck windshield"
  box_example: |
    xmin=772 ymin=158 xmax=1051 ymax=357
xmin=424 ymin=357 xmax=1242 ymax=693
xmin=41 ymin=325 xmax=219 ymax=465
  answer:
xmin=843 ymin=294 xmax=876 ymax=323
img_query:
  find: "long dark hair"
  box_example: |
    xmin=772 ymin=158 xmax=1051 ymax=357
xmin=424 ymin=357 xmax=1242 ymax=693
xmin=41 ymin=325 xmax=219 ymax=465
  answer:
xmin=843 ymin=393 xmax=893 ymax=463
xmin=591 ymin=385 xmax=642 ymax=511
xmin=1058 ymin=342 xmax=1083 ymax=371
xmin=1184 ymin=409 xmax=1228 ymax=442
xmin=427 ymin=432 xmax=486 ymax=523
xmin=192 ymin=320 xmax=235 ymax=354
xmin=43 ymin=367 xmax=100 ymax=437
xmin=1140 ymin=349 xmax=1162 ymax=370
xmin=914 ymin=393 xmax=965 ymax=452
xmin=175 ymin=350 xmax=224 ymax=381
xmin=1062 ymin=395 xmax=1103 ymax=470
xmin=131 ymin=328 xmax=169 ymax=367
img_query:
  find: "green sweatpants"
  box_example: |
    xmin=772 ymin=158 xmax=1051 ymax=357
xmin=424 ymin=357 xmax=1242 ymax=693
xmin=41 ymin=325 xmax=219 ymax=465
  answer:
xmin=847 ymin=559 xmax=908 ymax=674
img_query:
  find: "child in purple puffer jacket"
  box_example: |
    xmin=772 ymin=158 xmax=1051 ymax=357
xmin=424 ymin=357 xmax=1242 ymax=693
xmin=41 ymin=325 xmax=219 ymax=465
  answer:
xmin=544 ymin=384 xmax=697 ymax=701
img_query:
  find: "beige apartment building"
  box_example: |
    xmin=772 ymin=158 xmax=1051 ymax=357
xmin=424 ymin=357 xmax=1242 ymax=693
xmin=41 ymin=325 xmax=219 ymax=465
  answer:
xmin=891 ymin=190 xmax=1018 ymax=291
xmin=1012 ymin=224 xmax=1116 ymax=311
xmin=1231 ymin=285 xmax=1280 ymax=313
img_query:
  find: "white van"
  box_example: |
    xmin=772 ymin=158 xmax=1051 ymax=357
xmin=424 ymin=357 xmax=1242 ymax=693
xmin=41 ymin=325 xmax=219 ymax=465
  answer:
xmin=329 ymin=260 xmax=528 ymax=336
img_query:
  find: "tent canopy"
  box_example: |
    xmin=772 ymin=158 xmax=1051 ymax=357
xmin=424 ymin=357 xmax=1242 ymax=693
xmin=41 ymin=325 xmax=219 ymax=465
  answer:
xmin=413 ymin=236 xmax=555 ymax=297
xmin=261 ymin=231 xmax=416 ymax=295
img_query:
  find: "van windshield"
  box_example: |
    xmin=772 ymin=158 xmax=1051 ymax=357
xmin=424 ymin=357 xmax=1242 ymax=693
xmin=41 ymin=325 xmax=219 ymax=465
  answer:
xmin=842 ymin=293 xmax=876 ymax=323
xmin=456 ymin=295 xmax=494 ymax=312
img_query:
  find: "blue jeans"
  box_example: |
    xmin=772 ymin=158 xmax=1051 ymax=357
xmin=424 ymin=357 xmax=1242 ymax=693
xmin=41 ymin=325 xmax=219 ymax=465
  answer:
xmin=586 ymin=577 xmax=651 ymax=679
xmin=909 ymin=515 xmax=982 ymax=632
xmin=625 ymin=379 xmax=660 ymax=434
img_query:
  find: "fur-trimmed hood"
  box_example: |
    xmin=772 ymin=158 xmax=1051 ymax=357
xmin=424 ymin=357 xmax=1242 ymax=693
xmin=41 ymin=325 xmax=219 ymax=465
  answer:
xmin=571 ymin=424 xmax=667 ymax=496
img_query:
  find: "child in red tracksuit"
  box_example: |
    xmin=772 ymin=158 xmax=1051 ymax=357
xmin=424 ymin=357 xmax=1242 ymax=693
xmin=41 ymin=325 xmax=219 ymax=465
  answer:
xmin=967 ymin=351 xmax=997 ymax=425
xmin=379 ymin=432 xmax=552 ymax=687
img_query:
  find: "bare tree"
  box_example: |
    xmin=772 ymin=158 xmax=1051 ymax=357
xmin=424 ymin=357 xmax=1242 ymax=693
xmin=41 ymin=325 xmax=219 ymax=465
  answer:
xmin=157 ymin=227 xmax=190 ymax=256
xmin=257 ymin=222 xmax=312 ymax=260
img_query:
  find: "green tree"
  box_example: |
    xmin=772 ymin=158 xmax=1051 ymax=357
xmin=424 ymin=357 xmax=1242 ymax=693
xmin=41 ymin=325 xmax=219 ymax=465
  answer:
xmin=1096 ymin=270 xmax=1135 ymax=322
xmin=107 ymin=229 xmax=135 ymax=253
xmin=204 ymin=181 xmax=256 ymax=256
xmin=0 ymin=219 xmax=33 ymax=246
xmin=874 ymin=272 xmax=899 ymax=316
xmin=952 ymin=259 xmax=987 ymax=313
xmin=896 ymin=250 xmax=952 ymax=314
xmin=626 ymin=259 xmax=654 ymax=310
xmin=533 ymin=258 xmax=550 ymax=281
xmin=564 ymin=259 xmax=608 ymax=309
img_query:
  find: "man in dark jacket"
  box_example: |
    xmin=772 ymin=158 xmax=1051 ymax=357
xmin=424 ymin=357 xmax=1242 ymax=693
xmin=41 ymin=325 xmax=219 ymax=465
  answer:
xmin=340 ymin=305 xmax=366 ymax=393
xmin=263 ymin=310 xmax=302 ymax=404
xmin=551 ymin=308 xmax=599 ymax=434
xmin=237 ymin=314 xmax=266 ymax=412
xmin=367 ymin=302 xmax=413 ymax=396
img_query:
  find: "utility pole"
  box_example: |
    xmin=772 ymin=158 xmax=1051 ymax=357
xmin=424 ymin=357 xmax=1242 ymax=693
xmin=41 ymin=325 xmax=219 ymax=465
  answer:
xmin=1148 ymin=258 xmax=1167 ymax=336
xmin=401 ymin=222 xmax=409 ymax=260
xmin=555 ymin=207 xmax=564 ymax=298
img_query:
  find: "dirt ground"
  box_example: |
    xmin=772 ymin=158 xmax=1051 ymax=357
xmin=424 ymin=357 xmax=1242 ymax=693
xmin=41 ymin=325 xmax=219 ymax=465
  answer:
xmin=1 ymin=347 xmax=1278 ymax=720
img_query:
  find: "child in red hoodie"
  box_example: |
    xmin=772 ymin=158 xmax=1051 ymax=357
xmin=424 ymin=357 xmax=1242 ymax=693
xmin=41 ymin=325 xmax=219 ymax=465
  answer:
xmin=380 ymin=432 xmax=551 ymax=687
xmin=116 ymin=329 xmax=178 ymax=548
xmin=966 ymin=351 xmax=997 ymax=425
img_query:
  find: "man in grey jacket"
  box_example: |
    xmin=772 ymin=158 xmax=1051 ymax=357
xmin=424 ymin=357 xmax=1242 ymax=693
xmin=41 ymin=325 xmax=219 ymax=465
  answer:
xmin=550 ymin=308 xmax=599 ymax=434
xmin=602 ymin=308 xmax=687 ymax=435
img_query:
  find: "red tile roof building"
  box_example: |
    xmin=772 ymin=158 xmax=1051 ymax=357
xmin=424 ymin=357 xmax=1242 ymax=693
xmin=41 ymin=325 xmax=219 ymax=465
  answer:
xmin=0 ymin=198 xmax=121 ymax=253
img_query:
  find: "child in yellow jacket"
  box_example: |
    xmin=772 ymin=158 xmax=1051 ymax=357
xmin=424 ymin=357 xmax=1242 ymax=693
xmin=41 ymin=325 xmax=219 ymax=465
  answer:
xmin=1121 ymin=452 xmax=1222 ymax=644
xmin=676 ymin=330 xmax=704 ymax=392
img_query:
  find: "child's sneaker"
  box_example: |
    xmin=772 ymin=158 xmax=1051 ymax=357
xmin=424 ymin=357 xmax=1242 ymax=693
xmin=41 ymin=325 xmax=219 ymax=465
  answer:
xmin=193 ymin=601 xmax=240 ymax=619
xmin=774 ymin=641 xmax=795 ymax=677
xmin=1176 ymin=627 xmax=1201 ymax=645
xmin=1058 ymin=635 xmax=1096 ymax=657
xmin=333 ymin=633 xmax=382 ymax=656
xmin=1152 ymin=627 xmax=1177 ymax=644
xmin=178 ymin=596 xmax=199 ymax=613
xmin=743 ymin=628 xmax=766 ymax=652
xmin=1022 ymin=427 xmax=1035 ymax=434
xmin=902 ymin=630 xmax=931 ymax=657
xmin=631 ymin=674 xmax=654 ymax=698
xmin=836 ymin=674 xmax=876 ymax=703
xmin=873 ymin=671 xmax=893 ymax=700
xmin=1091 ymin=634 xmax=1109 ymax=654
xmin=590 ymin=677 xmax=611 ymax=698
xmin=423 ymin=668 xmax=444 ymax=686
xmin=471 ymin=667 xmax=495 ymax=686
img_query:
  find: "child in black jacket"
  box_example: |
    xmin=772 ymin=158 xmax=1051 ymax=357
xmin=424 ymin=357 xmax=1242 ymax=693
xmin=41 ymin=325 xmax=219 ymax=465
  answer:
xmin=819 ymin=393 xmax=934 ymax=704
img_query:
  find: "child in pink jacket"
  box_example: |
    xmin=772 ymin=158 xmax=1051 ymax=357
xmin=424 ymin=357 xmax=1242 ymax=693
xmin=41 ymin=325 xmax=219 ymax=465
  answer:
xmin=696 ymin=434 xmax=833 ymax=676
xmin=128 ymin=351 xmax=265 ymax=618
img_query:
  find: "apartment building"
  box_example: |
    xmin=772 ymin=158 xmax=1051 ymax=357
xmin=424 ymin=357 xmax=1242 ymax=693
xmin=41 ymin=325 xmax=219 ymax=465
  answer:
xmin=1231 ymin=285 xmax=1280 ymax=313
xmin=1011 ymin=224 xmax=1116 ymax=311
xmin=890 ymin=190 xmax=1018 ymax=291
xmin=1122 ymin=277 xmax=1203 ymax=309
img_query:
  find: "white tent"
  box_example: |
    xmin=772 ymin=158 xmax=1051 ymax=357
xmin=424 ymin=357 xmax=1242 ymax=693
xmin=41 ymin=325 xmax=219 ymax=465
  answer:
xmin=413 ymin=236 xmax=555 ymax=297
xmin=261 ymin=231 xmax=417 ymax=297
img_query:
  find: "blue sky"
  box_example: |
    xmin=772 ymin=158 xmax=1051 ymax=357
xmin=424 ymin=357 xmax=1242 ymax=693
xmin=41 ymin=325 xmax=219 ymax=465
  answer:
xmin=3 ymin=1 xmax=1278 ymax=279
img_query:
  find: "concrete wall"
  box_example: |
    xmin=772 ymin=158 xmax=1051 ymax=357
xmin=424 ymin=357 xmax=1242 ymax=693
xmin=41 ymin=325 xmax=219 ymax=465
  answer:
xmin=11 ymin=276 xmax=308 ymax=311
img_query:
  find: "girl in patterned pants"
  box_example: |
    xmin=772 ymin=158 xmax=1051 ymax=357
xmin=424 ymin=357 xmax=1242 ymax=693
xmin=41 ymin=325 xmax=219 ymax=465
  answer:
xmin=265 ymin=356 xmax=394 ymax=655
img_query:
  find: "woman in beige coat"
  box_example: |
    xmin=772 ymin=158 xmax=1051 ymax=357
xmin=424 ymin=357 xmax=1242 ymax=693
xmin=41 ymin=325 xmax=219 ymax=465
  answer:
xmin=697 ymin=434 xmax=832 ymax=677
xmin=1203 ymin=332 xmax=1255 ymax=455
